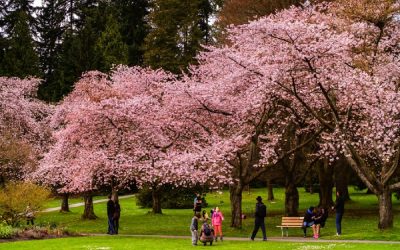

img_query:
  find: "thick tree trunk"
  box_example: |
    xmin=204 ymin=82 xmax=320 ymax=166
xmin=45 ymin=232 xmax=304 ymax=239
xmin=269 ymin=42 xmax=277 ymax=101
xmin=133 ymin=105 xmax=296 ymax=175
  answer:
xmin=378 ymin=188 xmax=393 ymax=229
xmin=318 ymin=160 xmax=334 ymax=208
xmin=229 ymin=184 xmax=243 ymax=228
xmin=267 ymin=180 xmax=274 ymax=201
xmin=152 ymin=188 xmax=162 ymax=214
xmin=82 ymin=194 xmax=97 ymax=220
xmin=60 ymin=193 xmax=70 ymax=212
xmin=285 ymin=182 xmax=299 ymax=216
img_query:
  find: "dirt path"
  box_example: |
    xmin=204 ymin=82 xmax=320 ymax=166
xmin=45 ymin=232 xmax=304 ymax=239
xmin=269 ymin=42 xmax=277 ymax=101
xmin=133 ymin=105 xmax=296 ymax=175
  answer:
xmin=41 ymin=194 xmax=135 ymax=213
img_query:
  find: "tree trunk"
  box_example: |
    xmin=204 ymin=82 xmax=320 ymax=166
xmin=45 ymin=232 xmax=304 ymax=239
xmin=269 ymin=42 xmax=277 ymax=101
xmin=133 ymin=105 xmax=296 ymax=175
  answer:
xmin=378 ymin=188 xmax=393 ymax=229
xmin=152 ymin=188 xmax=162 ymax=214
xmin=318 ymin=160 xmax=334 ymax=208
xmin=60 ymin=193 xmax=70 ymax=212
xmin=82 ymin=194 xmax=97 ymax=220
xmin=229 ymin=184 xmax=243 ymax=228
xmin=267 ymin=180 xmax=274 ymax=201
xmin=285 ymin=182 xmax=299 ymax=216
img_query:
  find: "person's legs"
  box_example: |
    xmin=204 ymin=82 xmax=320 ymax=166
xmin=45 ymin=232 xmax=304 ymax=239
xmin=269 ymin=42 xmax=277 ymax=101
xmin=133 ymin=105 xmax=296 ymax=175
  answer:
xmin=108 ymin=216 xmax=115 ymax=234
xmin=260 ymin=220 xmax=267 ymax=240
xmin=312 ymin=224 xmax=316 ymax=238
xmin=191 ymin=230 xmax=198 ymax=245
xmin=251 ymin=220 xmax=260 ymax=240
xmin=336 ymin=213 xmax=343 ymax=235
xmin=114 ymin=219 xmax=119 ymax=234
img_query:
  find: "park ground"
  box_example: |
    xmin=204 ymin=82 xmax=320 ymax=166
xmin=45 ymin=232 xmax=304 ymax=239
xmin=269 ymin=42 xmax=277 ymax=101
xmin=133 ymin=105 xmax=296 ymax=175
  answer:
xmin=1 ymin=187 xmax=400 ymax=249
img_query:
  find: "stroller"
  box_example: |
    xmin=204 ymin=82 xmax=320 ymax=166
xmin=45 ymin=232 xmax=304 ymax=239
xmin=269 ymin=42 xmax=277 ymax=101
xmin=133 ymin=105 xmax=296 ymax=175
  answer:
xmin=199 ymin=221 xmax=214 ymax=246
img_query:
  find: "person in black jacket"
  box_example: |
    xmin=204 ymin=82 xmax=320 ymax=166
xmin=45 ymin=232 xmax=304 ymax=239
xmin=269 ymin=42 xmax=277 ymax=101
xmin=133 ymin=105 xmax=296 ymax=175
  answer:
xmin=107 ymin=195 xmax=116 ymax=234
xmin=250 ymin=196 xmax=267 ymax=241
xmin=302 ymin=206 xmax=316 ymax=237
xmin=332 ymin=191 xmax=345 ymax=236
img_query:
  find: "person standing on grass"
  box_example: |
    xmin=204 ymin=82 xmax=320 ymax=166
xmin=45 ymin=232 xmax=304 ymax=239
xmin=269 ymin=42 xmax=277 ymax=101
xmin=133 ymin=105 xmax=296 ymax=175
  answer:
xmin=211 ymin=207 xmax=224 ymax=242
xmin=107 ymin=194 xmax=116 ymax=234
xmin=113 ymin=199 xmax=121 ymax=234
xmin=25 ymin=203 xmax=35 ymax=225
xmin=190 ymin=212 xmax=201 ymax=246
xmin=332 ymin=191 xmax=345 ymax=236
xmin=250 ymin=196 xmax=267 ymax=241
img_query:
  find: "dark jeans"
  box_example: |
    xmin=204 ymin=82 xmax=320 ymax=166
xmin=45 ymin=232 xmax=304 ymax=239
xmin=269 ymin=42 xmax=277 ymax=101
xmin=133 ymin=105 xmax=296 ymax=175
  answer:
xmin=108 ymin=215 xmax=115 ymax=234
xmin=251 ymin=217 xmax=266 ymax=240
xmin=336 ymin=212 xmax=343 ymax=235
xmin=27 ymin=218 xmax=34 ymax=225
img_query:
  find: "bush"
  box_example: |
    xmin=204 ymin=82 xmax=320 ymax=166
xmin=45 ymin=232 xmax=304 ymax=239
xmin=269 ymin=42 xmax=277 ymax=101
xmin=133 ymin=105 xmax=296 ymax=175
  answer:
xmin=0 ymin=224 xmax=16 ymax=239
xmin=136 ymin=186 xmax=208 ymax=209
xmin=0 ymin=181 xmax=51 ymax=226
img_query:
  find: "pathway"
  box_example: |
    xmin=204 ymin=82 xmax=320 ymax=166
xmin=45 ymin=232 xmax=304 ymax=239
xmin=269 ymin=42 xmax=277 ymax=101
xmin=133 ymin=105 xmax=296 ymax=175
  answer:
xmin=41 ymin=194 xmax=135 ymax=213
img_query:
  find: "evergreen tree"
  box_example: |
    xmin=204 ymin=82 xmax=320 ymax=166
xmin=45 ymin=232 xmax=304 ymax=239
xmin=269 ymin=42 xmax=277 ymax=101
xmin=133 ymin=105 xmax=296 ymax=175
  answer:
xmin=144 ymin=0 xmax=214 ymax=73
xmin=113 ymin=0 xmax=150 ymax=66
xmin=1 ymin=9 xmax=40 ymax=78
xmin=95 ymin=12 xmax=129 ymax=71
xmin=37 ymin=0 xmax=68 ymax=101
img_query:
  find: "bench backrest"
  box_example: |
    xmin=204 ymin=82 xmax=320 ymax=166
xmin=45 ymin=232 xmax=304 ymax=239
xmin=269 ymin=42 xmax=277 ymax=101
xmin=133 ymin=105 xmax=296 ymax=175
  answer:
xmin=281 ymin=217 xmax=304 ymax=227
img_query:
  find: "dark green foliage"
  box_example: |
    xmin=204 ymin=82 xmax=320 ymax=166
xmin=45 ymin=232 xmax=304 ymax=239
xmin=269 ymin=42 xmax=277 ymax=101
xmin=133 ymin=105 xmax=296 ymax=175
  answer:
xmin=143 ymin=0 xmax=214 ymax=73
xmin=0 ymin=9 xmax=41 ymax=78
xmin=136 ymin=186 xmax=208 ymax=209
xmin=113 ymin=0 xmax=150 ymax=66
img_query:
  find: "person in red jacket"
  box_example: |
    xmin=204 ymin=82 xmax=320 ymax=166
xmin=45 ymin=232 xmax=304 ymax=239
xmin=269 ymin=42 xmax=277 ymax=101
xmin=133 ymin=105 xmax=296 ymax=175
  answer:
xmin=211 ymin=207 xmax=224 ymax=241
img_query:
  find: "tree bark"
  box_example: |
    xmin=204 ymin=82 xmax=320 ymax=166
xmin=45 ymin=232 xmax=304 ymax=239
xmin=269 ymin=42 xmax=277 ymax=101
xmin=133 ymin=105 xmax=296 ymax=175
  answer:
xmin=378 ymin=188 xmax=393 ymax=229
xmin=285 ymin=181 xmax=299 ymax=216
xmin=60 ymin=193 xmax=70 ymax=212
xmin=82 ymin=194 xmax=97 ymax=220
xmin=267 ymin=180 xmax=274 ymax=201
xmin=229 ymin=184 xmax=243 ymax=228
xmin=152 ymin=187 xmax=162 ymax=214
xmin=318 ymin=160 xmax=334 ymax=208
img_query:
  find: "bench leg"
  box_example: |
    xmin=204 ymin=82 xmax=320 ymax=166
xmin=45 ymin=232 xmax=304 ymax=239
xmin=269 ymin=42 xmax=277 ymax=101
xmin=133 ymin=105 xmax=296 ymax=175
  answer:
xmin=281 ymin=228 xmax=284 ymax=237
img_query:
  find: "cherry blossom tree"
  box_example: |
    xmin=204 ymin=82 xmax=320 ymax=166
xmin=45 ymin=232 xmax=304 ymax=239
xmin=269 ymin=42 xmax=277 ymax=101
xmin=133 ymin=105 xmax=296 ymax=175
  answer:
xmin=209 ymin=2 xmax=399 ymax=229
xmin=0 ymin=77 xmax=51 ymax=185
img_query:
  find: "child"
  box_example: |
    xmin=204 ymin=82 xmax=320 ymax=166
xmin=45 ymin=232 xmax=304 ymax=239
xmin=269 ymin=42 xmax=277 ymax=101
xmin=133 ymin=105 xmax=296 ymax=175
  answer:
xmin=190 ymin=212 xmax=201 ymax=246
xmin=199 ymin=218 xmax=214 ymax=246
xmin=211 ymin=206 xmax=224 ymax=241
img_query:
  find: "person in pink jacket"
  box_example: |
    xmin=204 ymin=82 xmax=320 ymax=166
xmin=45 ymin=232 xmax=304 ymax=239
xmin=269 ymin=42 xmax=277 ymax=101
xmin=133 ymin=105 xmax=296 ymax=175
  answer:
xmin=211 ymin=207 xmax=224 ymax=241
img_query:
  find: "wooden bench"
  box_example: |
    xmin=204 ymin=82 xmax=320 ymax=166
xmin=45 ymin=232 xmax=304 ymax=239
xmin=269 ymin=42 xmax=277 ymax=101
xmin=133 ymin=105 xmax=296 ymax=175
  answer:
xmin=276 ymin=217 xmax=304 ymax=237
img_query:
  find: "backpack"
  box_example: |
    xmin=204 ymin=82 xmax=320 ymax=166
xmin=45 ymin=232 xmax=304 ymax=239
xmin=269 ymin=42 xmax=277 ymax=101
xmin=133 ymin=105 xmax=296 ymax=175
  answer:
xmin=203 ymin=223 xmax=211 ymax=236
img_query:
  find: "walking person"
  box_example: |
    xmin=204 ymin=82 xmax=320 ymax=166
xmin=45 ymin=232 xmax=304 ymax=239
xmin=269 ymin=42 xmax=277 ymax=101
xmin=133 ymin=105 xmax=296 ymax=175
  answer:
xmin=332 ymin=191 xmax=345 ymax=236
xmin=113 ymin=199 xmax=121 ymax=234
xmin=194 ymin=196 xmax=203 ymax=214
xmin=107 ymin=194 xmax=116 ymax=234
xmin=250 ymin=196 xmax=267 ymax=241
xmin=190 ymin=212 xmax=201 ymax=246
xmin=211 ymin=207 xmax=224 ymax=242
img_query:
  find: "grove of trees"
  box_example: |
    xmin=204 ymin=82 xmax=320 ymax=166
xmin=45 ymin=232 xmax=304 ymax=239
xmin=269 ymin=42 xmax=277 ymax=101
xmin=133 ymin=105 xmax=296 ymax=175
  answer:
xmin=0 ymin=0 xmax=399 ymax=231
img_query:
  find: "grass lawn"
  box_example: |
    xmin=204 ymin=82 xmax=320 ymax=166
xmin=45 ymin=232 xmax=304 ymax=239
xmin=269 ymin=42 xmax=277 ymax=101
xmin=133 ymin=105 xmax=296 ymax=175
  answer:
xmin=34 ymin=187 xmax=400 ymax=241
xmin=1 ymin=236 xmax=400 ymax=250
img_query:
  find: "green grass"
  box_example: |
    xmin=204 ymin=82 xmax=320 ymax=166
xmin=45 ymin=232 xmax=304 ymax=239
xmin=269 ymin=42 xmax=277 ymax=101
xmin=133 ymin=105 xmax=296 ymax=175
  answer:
xmin=0 ymin=236 xmax=399 ymax=250
xmin=35 ymin=187 xmax=400 ymax=241
xmin=42 ymin=196 xmax=108 ymax=209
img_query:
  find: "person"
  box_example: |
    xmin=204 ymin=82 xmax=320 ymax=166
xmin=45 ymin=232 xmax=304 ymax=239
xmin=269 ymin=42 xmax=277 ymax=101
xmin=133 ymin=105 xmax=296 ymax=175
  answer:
xmin=107 ymin=194 xmax=116 ymax=234
xmin=211 ymin=206 xmax=224 ymax=242
xmin=250 ymin=196 xmax=267 ymax=241
xmin=313 ymin=207 xmax=328 ymax=239
xmin=113 ymin=199 xmax=121 ymax=234
xmin=202 ymin=210 xmax=209 ymax=221
xmin=25 ymin=204 xmax=35 ymax=225
xmin=199 ymin=218 xmax=214 ymax=246
xmin=190 ymin=212 xmax=201 ymax=246
xmin=194 ymin=196 xmax=202 ymax=214
xmin=332 ymin=191 xmax=345 ymax=236
xmin=302 ymin=206 xmax=316 ymax=237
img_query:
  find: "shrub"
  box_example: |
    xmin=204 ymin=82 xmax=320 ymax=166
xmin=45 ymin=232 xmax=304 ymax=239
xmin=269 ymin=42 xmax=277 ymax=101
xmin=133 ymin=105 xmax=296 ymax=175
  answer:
xmin=0 ymin=181 xmax=51 ymax=226
xmin=136 ymin=186 xmax=208 ymax=209
xmin=0 ymin=224 xmax=16 ymax=239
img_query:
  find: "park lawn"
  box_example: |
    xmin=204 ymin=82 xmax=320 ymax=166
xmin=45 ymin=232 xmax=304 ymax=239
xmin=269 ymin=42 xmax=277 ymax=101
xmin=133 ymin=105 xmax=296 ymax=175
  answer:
xmin=42 ymin=196 xmax=108 ymax=209
xmin=1 ymin=236 xmax=400 ymax=250
xmin=36 ymin=187 xmax=400 ymax=241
